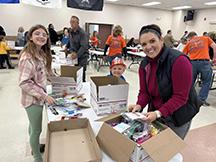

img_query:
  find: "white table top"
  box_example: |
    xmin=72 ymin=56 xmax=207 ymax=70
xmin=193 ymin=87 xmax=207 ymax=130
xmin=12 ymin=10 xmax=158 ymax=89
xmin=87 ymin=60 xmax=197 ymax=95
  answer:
xmin=12 ymin=45 xmax=63 ymax=51
xmin=126 ymin=46 xmax=140 ymax=50
xmin=127 ymin=51 xmax=146 ymax=57
xmin=13 ymin=46 xmax=23 ymax=50
xmin=89 ymin=49 xmax=108 ymax=56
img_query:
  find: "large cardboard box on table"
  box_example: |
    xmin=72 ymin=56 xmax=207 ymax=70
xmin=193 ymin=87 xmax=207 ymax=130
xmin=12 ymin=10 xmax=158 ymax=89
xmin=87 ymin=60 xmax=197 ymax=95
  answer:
xmin=50 ymin=65 xmax=83 ymax=95
xmin=44 ymin=118 xmax=102 ymax=162
xmin=96 ymin=114 xmax=186 ymax=162
xmin=90 ymin=76 xmax=129 ymax=115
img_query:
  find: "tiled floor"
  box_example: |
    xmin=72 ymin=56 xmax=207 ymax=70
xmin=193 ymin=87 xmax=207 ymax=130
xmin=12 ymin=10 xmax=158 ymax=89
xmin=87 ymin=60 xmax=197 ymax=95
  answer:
xmin=0 ymin=59 xmax=215 ymax=162
xmin=181 ymin=123 xmax=216 ymax=162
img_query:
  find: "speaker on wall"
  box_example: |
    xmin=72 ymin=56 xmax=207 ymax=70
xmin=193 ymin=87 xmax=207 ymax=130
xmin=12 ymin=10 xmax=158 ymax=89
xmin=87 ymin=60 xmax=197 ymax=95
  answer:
xmin=184 ymin=10 xmax=195 ymax=22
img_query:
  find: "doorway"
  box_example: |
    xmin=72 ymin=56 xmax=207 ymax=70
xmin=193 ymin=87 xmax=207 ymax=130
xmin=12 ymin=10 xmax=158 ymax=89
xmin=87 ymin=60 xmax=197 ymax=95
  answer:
xmin=85 ymin=23 xmax=113 ymax=49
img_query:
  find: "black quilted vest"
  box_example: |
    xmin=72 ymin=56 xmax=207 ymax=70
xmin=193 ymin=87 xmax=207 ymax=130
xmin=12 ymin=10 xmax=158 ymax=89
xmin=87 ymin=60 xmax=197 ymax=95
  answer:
xmin=140 ymin=46 xmax=201 ymax=126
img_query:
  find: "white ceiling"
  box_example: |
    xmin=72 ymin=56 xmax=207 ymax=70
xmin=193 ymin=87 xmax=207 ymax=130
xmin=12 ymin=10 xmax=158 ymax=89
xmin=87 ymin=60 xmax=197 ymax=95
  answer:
xmin=105 ymin=0 xmax=216 ymax=10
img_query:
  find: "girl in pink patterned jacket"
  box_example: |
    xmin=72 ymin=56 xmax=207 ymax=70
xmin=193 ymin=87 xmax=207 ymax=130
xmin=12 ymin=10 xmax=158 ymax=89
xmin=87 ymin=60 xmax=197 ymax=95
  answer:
xmin=18 ymin=24 xmax=55 ymax=162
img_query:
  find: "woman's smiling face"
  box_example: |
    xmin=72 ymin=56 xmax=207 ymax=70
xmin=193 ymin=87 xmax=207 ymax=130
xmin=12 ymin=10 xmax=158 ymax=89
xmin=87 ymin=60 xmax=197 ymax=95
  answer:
xmin=140 ymin=32 xmax=164 ymax=59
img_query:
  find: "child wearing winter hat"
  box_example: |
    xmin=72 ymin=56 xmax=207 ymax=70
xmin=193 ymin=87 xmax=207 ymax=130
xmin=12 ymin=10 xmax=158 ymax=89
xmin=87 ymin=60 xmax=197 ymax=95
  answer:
xmin=108 ymin=57 xmax=126 ymax=81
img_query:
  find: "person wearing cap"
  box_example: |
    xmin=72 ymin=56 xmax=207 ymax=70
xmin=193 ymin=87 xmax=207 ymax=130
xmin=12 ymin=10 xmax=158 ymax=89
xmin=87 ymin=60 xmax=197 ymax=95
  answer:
xmin=129 ymin=24 xmax=201 ymax=140
xmin=108 ymin=57 xmax=126 ymax=81
xmin=183 ymin=31 xmax=216 ymax=106
xmin=104 ymin=25 xmax=127 ymax=64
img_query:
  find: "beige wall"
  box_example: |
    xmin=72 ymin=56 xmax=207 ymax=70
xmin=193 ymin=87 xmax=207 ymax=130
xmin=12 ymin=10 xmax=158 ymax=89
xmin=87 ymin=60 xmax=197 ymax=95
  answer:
xmin=171 ymin=10 xmax=187 ymax=40
xmin=3 ymin=1 xmax=216 ymax=40
xmin=171 ymin=8 xmax=216 ymax=39
xmin=0 ymin=1 xmax=172 ymax=39
xmin=184 ymin=8 xmax=216 ymax=36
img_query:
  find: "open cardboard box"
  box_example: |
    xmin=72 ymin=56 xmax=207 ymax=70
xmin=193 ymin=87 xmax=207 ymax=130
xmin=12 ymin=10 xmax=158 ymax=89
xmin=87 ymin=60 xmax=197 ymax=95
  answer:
xmin=61 ymin=65 xmax=83 ymax=92
xmin=44 ymin=118 xmax=102 ymax=162
xmin=90 ymin=76 xmax=128 ymax=102
xmin=96 ymin=114 xmax=186 ymax=162
xmin=49 ymin=65 xmax=83 ymax=95
xmin=90 ymin=76 xmax=129 ymax=115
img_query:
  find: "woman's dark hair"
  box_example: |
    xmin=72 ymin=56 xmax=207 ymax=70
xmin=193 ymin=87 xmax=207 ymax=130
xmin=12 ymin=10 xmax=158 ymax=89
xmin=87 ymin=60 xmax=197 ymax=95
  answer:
xmin=63 ymin=27 xmax=68 ymax=32
xmin=139 ymin=24 xmax=162 ymax=38
xmin=93 ymin=31 xmax=97 ymax=37
xmin=0 ymin=26 xmax=6 ymax=36
xmin=48 ymin=24 xmax=53 ymax=29
xmin=0 ymin=28 xmax=6 ymax=40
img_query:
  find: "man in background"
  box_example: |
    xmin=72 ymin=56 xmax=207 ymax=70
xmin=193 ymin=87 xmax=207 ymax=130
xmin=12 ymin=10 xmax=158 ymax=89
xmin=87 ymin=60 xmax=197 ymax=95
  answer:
xmin=164 ymin=30 xmax=177 ymax=48
xmin=183 ymin=31 xmax=216 ymax=106
xmin=67 ymin=15 xmax=89 ymax=82
xmin=181 ymin=31 xmax=188 ymax=40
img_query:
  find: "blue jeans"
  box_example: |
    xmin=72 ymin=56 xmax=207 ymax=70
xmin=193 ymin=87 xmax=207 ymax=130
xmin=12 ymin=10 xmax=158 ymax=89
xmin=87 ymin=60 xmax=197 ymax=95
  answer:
xmin=191 ymin=60 xmax=212 ymax=101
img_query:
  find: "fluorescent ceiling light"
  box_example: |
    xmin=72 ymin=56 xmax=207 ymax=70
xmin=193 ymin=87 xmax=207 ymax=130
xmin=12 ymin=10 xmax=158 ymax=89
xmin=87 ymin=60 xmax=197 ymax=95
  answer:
xmin=172 ymin=6 xmax=192 ymax=10
xmin=204 ymin=1 xmax=216 ymax=5
xmin=142 ymin=1 xmax=161 ymax=6
xmin=106 ymin=0 xmax=118 ymax=2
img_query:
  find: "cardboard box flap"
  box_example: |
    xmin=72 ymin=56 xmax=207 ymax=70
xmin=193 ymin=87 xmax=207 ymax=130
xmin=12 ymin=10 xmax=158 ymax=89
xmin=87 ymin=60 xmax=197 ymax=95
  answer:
xmin=61 ymin=65 xmax=81 ymax=81
xmin=90 ymin=76 xmax=128 ymax=87
xmin=96 ymin=114 xmax=121 ymax=122
xmin=99 ymin=84 xmax=129 ymax=101
xmin=86 ymin=121 xmax=102 ymax=161
xmin=97 ymin=123 xmax=135 ymax=162
xmin=141 ymin=128 xmax=186 ymax=162
xmin=48 ymin=118 xmax=88 ymax=131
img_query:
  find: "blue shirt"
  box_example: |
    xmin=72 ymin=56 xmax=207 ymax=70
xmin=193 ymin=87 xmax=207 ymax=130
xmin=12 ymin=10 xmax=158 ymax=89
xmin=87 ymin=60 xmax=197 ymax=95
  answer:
xmin=107 ymin=73 xmax=126 ymax=81
xmin=61 ymin=36 xmax=69 ymax=46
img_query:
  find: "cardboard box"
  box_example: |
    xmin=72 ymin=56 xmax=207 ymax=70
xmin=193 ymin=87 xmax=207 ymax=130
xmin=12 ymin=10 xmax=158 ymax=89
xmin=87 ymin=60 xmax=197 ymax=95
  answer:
xmin=50 ymin=76 xmax=77 ymax=95
xmin=91 ymin=95 xmax=127 ymax=115
xmin=129 ymin=146 xmax=153 ymax=162
xmin=61 ymin=65 xmax=83 ymax=92
xmin=90 ymin=76 xmax=128 ymax=102
xmin=96 ymin=115 xmax=186 ymax=162
xmin=44 ymin=118 xmax=102 ymax=162
xmin=90 ymin=76 xmax=129 ymax=115
xmin=50 ymin=65 xmax=83 ymax=95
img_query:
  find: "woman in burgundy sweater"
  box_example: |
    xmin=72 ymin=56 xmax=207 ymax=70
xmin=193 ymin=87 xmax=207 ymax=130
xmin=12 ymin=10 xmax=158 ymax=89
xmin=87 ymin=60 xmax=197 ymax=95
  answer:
xmin=129 ymin=24 xmax=199 ymax=140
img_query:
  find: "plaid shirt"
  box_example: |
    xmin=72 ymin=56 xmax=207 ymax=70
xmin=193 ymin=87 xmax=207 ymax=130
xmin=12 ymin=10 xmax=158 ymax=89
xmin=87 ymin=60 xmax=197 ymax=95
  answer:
xmin=18 ymin=52 xmax=48 ymax=108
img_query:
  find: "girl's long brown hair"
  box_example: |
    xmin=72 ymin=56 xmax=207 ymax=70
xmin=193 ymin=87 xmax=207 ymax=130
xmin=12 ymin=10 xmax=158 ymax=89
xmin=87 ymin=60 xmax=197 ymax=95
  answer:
xmin=20 ymin=24 xmax=52 ymax=72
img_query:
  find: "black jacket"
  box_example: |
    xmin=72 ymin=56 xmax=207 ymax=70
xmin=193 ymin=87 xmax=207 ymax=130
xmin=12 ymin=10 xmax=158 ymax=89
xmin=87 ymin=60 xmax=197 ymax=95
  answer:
xmin=48 ymin=28 xmax=59 ymax=45
xmin=68 ymin=27 xmax=89 ymax=66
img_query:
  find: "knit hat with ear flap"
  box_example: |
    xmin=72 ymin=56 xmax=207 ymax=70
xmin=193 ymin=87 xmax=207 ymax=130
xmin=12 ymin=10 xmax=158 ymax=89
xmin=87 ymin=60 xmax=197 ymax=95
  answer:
xmin=110 ymin=57 xmax=126 ymax=69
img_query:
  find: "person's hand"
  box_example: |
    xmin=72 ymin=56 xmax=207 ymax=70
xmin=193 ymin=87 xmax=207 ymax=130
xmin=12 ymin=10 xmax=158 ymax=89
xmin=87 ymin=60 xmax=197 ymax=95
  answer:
xmin=71 ymin=52 xmax=77 ymax=60
xmin=45 ymin=96 xmax=56 ymax=105
xmin=144 ymin=111 xmax=157 ymax=123
xmin=128 ymin=104 xmax=141 ymax=112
